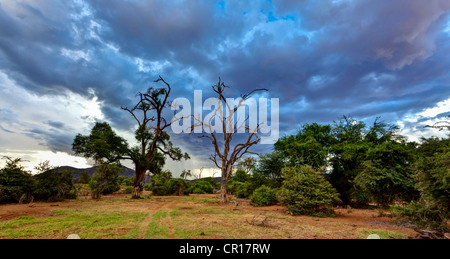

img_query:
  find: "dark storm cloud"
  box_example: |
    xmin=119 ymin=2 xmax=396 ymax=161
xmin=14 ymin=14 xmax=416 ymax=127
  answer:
xmin=44 ymin=120 xmax=65 ymax=130
xmin=25 ymin=127 xmax=74 ymax=154
xmin=0 ymin=0 xmax=449 ymax=158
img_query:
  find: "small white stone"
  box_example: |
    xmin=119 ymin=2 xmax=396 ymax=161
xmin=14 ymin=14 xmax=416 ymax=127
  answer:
xmin=67 ymin=234 xmax=81 ymax=239
xmin=367 ymin=234 xmax=381 ymax=239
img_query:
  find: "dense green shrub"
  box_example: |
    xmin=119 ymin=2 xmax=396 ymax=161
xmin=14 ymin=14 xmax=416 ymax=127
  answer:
xmin=278 ymin=166 xmax=340 ymax=217
xmin=148 ymin=176 xmax=191 ymax=196
xmin=191 ymin=180 xmax=214 ymax=194
xmin=124 ymin=186 xmax=133 ymax=194
xmin=227 ymin=169 xmax=255 ymax=197
xmin=200 ymin=177 xmax=220 ymax=190
xmin=232 ymin=169 xmax=250 ymax=183
xmin=392 ymin=138 xmax=450 ymax=230
xmin=0 ymin=158 xmax=34 ymax=204
xmin=167 ymin=178 xmax=191 ymax=196
xmin=149 ymin=174 xmax=170 ymax=196
xmin=120 ymin=176 xmax=134 ymax=186
xmin=353 ymin=162 xmax=416 ymax=208
xmin=79 ymin=171 xmax=91 ymax=184
xmin=414 ymin=144 xmax=449 ymax=215
xmin=33 ymin=170 xmax=77 ymax=201
xmin=88 ymin=164 xmax=122 ymax=199
xmin=391 ymin=201 xmax=448 ymax=231
xmin=234 ymin=181 xmax=255 ymax=198
xmin=143 ymin=184 xmax=152 ymax=191
xmin=250 ymin=185 xmax=278 ymax=207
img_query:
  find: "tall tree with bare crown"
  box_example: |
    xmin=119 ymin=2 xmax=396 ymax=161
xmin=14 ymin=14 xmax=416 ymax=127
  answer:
xmin=192 ymin=78 xmax=267 ymax=203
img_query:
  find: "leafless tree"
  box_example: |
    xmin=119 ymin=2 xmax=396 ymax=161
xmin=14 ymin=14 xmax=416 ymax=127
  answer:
xmin=425 ymin=115 xmax=450 ymax=131
xmin=191 ymin=78 xmax=268 ymax=203
xmin=192 ymin=167 xmax=204 ymax=180
xmin=181 ymin=169 xmax=192 ymax=180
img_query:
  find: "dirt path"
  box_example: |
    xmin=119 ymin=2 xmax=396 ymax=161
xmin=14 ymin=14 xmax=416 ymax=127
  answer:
xmin=166 ymin=199 xmax=181 ymax=239
xmin=138 ymin=198 xmax=180 ymax=239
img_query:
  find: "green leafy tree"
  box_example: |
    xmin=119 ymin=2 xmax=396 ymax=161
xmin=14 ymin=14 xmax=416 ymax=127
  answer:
xmin=73 ymin=122 xmax=129 ymax=165
xmin=353 ymin=139 xmax=417 ymax=207
xmin=328 ymin=116 xmax=367 ymax=205
xmin=252 ymin=152 xmax=285 ymax=188
xmin=275 ymin=123 xmax=333 ymax=170
xmin=73 ymin=77 xmax=189 ymax=199
xmin=120 ymin=77 xmax=189 ymax=198
xmin=403 ymin=136 xmax=450 ymax=229
xmin=236 ymin=157 xmax=257 ymax=174
xmin=231 ymin=169 xmax=250 ymax=183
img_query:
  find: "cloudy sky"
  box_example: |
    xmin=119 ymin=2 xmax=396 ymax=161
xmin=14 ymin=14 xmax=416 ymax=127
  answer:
xmin=0 ymin=0 xmax=449 ymax=176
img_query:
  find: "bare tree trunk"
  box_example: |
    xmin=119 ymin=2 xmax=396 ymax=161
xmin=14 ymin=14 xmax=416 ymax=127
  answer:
xmin=220 ymin=178 xmax=227 ymax=203
xmin=220 ymin=165 xmax=233 ymax=203
xmin=132 ymin=166 xmax=146 ymax=199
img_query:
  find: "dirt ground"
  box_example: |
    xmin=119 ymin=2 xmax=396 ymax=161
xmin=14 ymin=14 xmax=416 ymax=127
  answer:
xmin=0 ymin=193 xmax=420 ymax=239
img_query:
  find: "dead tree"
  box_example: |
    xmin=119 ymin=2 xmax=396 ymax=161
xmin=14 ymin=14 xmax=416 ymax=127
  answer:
xmin=121 ymin=76 xmax=189 ymax=199
xmin=425 ymin=115 xmax=450 ymax=131
xmin=192 ymin=78 xmax=268 ymax=203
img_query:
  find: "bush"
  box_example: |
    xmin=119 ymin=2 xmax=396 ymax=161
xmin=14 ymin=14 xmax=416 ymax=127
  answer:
xmin=79 ymin=171 xmax=91 ymax=184
xmin=232 ymin=169 xmax=250 ymax=183
xmin=233 ymin=181 xmax=255 ymax=198
xmin=120 ymin=176 xmax=134 ymax=186
xmin=353 ymin=162 xmax=416 ymax=208
xmin=88 ymin=164 xmax=122 ymax=199
xmin=250 ymin=185 xmax=277 ymax=207
xmin=191 ymin=180 xmax=214 ymax=194
xmin=414 ymin=145 xmax=449 ymax=216
xmin=149 ymin=174 xmax=170 ymax=196
xmin=124 ymin=186 xmax=133 ymax=194
xmin=391 ymin=140 xmax=450 ymax=230
xmin=143 ymin=184 xmax=152 ymax=191
xmin=278 ymin=166 xmax=340 ymax=217
xmin=167 ymin=178 xmax=191 ymax=196
xmin=391 ymin=201 xmax=448 ymax=231
xmin=0 ymin=158 xmax=34 ymax=204
xmin=33 ymin=170 xmax=77 ymax=201
xmin=200 ymin=177 xmax=220 ymax=190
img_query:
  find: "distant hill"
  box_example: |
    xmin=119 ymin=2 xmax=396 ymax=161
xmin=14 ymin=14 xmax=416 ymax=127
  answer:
xmin=54 ymin=165 xmax=135 ymax=179
xmin=54 ymin=166 xmax=222 ymax=184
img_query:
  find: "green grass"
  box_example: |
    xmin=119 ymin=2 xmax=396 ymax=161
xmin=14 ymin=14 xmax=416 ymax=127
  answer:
xmin=358 ymin=228 xmax=409 ymax=239
xmin=0 ymin=209 xmax=148 ymax=239
xmin=183 ymin=196 xmax=220 ymax=204
xmin=144 ymin=210 xmax=170 ymax=239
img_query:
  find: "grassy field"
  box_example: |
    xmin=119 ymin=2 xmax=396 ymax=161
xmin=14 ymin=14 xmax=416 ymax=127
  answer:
xmin=0 ymin=193 xmax=417 ymax=239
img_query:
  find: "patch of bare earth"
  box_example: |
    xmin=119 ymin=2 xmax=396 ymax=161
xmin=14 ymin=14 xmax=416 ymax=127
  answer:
xmin=0 ymin=193 xmax=420 ymax=239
